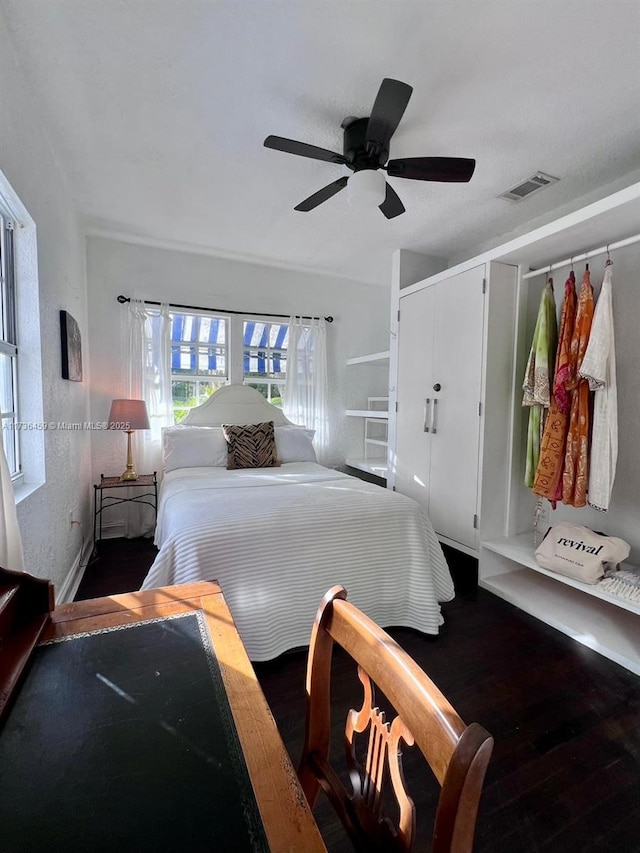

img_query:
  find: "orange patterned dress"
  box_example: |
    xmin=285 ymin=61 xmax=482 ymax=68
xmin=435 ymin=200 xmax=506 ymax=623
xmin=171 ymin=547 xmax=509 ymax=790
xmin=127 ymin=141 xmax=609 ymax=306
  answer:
xmin=533 ymin=273 xmax=577 ymax=505
xmin=562 ymin=269 xmax=595 ymax=507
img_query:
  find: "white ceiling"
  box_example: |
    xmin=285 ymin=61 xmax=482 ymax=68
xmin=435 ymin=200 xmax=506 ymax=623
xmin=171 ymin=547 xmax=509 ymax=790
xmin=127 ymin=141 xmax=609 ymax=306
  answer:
xmin=3 ymin=0 xmax=640 ymax=284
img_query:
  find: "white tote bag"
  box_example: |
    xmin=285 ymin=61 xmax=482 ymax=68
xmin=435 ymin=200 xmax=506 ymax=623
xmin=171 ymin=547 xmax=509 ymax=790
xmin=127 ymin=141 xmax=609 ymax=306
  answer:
xmin=535 ymin=523 xmax=630 ymax=584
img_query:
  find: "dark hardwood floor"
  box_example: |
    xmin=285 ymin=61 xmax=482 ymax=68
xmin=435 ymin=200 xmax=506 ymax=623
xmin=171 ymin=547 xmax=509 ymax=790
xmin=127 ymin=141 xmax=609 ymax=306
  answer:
xmin=75 ymin=537 xmax=158 ymax=600
xmin=76 ymin=539 xmax=640 ymax=852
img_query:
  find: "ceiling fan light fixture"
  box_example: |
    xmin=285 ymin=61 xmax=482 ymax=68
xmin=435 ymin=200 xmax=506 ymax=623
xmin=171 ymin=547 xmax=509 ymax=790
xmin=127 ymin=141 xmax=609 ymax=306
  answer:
xmin=347 ymin=169 xmax=386 ymax=209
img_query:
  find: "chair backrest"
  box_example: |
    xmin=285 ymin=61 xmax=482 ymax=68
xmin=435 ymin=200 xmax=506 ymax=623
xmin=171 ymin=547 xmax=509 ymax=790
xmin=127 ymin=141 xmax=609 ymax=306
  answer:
xmin=297 ymin=586 xmax=493 ymax=853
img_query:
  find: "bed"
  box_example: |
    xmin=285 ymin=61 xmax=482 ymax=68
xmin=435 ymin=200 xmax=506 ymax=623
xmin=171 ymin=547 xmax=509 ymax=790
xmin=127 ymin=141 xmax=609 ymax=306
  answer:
xmin=141 ymin=385 xmax=454 ymax=661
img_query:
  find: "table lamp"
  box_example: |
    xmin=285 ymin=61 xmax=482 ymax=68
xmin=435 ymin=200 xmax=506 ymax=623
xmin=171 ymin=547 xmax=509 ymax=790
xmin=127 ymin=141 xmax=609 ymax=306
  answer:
xmin=108 ymin=399 xmax=150 ymax=481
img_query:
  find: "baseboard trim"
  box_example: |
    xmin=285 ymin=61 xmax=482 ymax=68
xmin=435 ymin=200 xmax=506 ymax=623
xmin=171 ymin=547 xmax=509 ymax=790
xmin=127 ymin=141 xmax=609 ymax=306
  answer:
xmin=56 ymin=538 xmax=95 ymax=605
xmin=98 ymin=521 xmax=155 ymax=540
xmin=99 ymin=522 xmax=128 ymax=539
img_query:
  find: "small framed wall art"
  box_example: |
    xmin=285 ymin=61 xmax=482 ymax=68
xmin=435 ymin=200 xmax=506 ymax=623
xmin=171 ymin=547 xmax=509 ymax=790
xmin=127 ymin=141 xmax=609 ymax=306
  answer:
xmin=60 ymin=310 xmax=83 ymax=381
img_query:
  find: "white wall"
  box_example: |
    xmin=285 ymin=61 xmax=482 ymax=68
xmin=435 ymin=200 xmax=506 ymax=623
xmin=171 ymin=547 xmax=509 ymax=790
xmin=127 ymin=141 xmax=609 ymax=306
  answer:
xmin=450 ymin=166 xmax=640 ymax=269
xmin=86 ymin=236 xmax=390 ymax=512
xmin=0 ymin=22 xmax=91 ymax=597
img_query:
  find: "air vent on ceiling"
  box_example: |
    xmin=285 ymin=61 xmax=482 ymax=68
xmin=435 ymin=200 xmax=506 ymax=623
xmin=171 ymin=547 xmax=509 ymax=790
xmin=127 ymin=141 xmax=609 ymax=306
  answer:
xmin=500 ymin=171 xmax=559 ymax=202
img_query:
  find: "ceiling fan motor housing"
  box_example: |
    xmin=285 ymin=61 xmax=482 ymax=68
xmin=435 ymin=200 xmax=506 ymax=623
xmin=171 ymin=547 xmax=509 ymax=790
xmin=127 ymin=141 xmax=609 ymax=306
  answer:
xmin=342 ymin=117 xmax=386 ymax=170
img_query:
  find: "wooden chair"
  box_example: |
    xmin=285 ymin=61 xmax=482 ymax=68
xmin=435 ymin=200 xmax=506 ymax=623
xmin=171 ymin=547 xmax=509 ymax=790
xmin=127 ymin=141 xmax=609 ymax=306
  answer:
xmin=297 ymin=586 xmax=493 ymax=853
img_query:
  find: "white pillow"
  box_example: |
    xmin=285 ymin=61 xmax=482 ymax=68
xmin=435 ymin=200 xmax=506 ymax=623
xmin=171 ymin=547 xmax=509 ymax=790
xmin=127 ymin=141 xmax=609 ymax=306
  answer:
xmin=162 ymin=426 xmax=228 ymax=471
xmin=275 ymin=426 xmax=317 ymax=463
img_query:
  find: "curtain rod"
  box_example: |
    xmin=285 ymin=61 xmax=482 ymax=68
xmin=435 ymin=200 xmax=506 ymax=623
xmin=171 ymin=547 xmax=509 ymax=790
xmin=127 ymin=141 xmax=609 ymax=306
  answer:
xmin=116 ymin=295 xmax=333 ymax=323
xmin=523 ymin=232 xmax=640 ymax=280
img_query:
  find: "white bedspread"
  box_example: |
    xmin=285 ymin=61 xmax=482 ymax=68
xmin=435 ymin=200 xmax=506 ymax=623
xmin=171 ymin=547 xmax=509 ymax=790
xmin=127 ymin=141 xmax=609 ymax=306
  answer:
xmin=142 ymin=463 xmax=454 ymax=660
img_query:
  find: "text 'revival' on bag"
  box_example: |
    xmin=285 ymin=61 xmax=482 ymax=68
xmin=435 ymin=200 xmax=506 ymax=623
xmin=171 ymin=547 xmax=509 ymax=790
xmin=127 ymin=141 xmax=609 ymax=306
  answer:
xmin=535 ymin=522 xmax=630 ymax=585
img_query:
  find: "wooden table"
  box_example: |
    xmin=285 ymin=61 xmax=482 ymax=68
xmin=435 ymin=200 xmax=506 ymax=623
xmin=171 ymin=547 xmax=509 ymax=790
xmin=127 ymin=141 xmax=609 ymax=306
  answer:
xmin=9 ymin=581 xmax=327 ymax=853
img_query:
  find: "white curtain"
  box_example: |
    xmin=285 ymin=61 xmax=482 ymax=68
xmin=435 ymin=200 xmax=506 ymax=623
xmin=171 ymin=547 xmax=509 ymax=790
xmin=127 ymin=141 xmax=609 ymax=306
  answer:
xmin=0 ymin=440 xmax=24 ymax=571
xmin=283 ymin=316 xmax=329 ymax=463
xmin=126 ymin=300 xmax=172 ymax=537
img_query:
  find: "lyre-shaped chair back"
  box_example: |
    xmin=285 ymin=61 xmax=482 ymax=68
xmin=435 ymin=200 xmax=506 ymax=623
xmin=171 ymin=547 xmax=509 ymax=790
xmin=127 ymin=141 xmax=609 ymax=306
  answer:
xmin=297 ymin=586 xmax=493 ymax=853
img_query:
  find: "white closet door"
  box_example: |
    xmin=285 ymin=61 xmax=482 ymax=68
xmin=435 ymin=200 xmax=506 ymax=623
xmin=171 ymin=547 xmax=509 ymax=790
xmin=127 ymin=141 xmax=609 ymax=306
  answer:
xmin=428 ymin=265 xmax=486 ymax=548
xmin=395 ymin=285 xmax=435 ymax=509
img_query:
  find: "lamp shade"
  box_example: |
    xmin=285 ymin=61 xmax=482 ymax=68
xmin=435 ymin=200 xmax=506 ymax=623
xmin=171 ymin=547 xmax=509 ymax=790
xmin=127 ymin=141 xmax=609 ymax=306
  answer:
xmin=347 ymin=169 xmax=386 ymax=209
xmin=108 ymin=399 xmax=150 ymax=430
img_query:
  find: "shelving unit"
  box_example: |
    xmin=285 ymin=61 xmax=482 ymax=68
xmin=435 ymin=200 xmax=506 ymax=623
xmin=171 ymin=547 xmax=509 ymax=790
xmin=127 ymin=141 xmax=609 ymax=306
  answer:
xmin=346 ymin=397 xmax=389 ymax=477
xmin=344 ymin=458 xmax=389 ymax=478
xmin=346 ymin=350 xmax=390 ymax=366
xmin=345 ymin=352 xmax=390 ymax=478
xmin=345 ymin=408 xmax=389 ymax=419
xmin=480 ymin=534 xmax=640 ymax=675
xmin=482 ymin=533 xmax=640 ymax=617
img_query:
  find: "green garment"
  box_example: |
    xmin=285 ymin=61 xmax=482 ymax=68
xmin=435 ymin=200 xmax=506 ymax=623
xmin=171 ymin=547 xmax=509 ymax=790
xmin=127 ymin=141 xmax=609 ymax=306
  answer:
xmin=523 ymin=280 xmax=558 ymax=487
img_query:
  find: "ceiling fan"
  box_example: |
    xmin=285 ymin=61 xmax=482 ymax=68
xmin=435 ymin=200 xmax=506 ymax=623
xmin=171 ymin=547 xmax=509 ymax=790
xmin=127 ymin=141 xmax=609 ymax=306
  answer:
xmin=264 ymin=78 xmax=476 ymax=219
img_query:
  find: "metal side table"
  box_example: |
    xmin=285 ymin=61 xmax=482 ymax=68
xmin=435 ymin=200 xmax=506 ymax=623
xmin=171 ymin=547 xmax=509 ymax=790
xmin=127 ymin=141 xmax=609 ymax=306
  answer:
xmin=93 ymin=472 xmax=158 ymax=544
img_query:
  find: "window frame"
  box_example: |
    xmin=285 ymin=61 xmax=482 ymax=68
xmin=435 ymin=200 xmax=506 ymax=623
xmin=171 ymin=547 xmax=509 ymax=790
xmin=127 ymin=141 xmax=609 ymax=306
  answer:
xmin=0 ymin=215 xmax=20 ymax=480
xmin=163 ymin=310 xmax=296 ymax=423
xmin=168 ymin=309 xmax=230 ymax=423
xmin=154 ymin=305 xmax=298 ymax=425
xmin=241 ymin=317 xmax=290 ymax=408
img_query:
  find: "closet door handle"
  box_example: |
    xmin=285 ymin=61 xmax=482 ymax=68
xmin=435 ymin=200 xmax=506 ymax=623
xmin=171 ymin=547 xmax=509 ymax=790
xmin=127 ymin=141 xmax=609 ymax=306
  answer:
xmin=423 ymin=398 xmax=431 ymax=433
xmin=431 ymin=398 xmax=438 ymax=434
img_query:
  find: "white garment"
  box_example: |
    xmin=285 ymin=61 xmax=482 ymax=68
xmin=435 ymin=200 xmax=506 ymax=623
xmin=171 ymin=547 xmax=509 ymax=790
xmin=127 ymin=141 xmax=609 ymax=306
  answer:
xmin=283 ymin=316 xmax=329 ymax=464
xmin=0 ymin=440 xmax=24 ymax=571
xmin=579 ymin=265 xmax=618 ymax=511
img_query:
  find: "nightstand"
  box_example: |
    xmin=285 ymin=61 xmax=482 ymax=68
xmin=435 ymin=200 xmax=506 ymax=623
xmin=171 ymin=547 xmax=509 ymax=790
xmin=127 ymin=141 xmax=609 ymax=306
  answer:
xmin=93 ymin=472 xmax=158 ymax=543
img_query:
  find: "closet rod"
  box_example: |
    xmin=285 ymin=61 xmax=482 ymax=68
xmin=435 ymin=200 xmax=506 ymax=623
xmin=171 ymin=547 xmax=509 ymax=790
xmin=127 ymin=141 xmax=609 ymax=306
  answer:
xmin=523 ymin=232 xmax=640 ymax=280
xmin=116 ymin=295 xmax=333 ymax=323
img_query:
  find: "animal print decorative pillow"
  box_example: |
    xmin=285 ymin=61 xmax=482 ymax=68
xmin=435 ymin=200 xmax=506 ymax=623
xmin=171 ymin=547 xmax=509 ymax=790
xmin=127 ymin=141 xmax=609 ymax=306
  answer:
xmin=222 ymin=421 xmax=281 ymax=470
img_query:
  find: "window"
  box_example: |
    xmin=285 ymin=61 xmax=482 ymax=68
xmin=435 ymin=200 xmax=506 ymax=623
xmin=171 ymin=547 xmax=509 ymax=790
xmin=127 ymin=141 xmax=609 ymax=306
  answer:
xmin=170 ymin=312 xmax=228 ymax=422
xmin=0 ymin=215 xmax=19 ymax=477
xmin=165 ymin=313 xmax=293 ymax=422
xmin=242 ymin=320 xmax=289 ymax=407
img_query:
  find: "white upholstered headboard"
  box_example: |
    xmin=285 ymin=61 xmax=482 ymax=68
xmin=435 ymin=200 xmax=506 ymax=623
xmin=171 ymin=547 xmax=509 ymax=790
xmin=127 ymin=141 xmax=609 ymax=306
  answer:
xmin=182 ymin=384 xmax=296 ymax=426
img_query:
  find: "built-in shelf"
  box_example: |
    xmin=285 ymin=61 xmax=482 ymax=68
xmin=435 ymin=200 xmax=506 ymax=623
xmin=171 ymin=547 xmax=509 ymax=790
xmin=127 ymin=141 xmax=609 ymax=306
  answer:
xmin=346 ymin=358 xmax=390 ymax=481
xmin=481 ymin=533 xmax=640 ymax=617
xmin=346 ymin=351 xmax=390 ymax=365
xmin=346 ymin=409 xmax=389 ymax=419
xmin=345 ymin=458 xmax=388 ymax=478
xmin=480 ymin=533 xmax=640 ymax=676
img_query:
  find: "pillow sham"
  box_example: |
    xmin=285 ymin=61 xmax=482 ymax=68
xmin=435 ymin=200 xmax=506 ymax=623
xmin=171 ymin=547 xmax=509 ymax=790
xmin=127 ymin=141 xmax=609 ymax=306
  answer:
xmin=222 ymin=421 xmax=280 ymax=470
xmin=275 ymin=426 xmax=317 ymax=463
xmin=162 ymin=426 xmax=228 ymax=472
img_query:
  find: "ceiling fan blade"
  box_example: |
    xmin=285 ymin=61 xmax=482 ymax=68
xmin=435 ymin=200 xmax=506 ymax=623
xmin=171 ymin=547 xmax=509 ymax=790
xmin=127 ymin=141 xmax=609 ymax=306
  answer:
xmin=365 ymin=78 xmax=413 ymax=161
xmin=264 ymin=135 xmax=347 ymax=165
xmin=386 ymin=157 xmax=476 ymax=182
xmin=379 ymin=182 xmax=405 ymax=219
xmin=294 ymin=177 xmax=349 ymax=212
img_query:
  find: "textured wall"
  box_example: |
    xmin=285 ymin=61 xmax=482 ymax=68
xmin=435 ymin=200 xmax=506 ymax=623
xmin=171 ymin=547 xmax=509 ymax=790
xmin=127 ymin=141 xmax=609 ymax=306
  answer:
xmin=86 ymin=236 xmax=391 ymax=530
xmin=0 ymin=20 xmax=91 ymax=596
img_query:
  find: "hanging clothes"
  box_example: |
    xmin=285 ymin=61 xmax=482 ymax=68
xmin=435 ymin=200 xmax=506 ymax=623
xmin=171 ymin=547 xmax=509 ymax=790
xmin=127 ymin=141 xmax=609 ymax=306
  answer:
xmin=533 ymin=272 xmax=577 ymax=505
xmin=579 ymin=262 xmax=618 ymax=511
xmin=562 ymin=268 xmax=595 ymax=507
xmin=522 ymin=277 xmax=558 ymax=487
